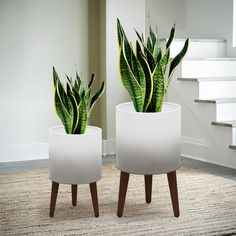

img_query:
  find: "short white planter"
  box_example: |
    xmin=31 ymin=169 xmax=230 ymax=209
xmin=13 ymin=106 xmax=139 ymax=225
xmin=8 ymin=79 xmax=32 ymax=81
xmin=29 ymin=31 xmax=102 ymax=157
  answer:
xmin=116 ymin=102 xmax=181 ymax=175
xmin=49 ymin=126 xmax=102 ymax=184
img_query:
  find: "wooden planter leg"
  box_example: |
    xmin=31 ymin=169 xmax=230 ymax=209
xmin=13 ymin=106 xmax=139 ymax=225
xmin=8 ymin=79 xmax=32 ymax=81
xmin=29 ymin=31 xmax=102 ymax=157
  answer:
xmin=117 ymin=171 xmax=130 ymax=217
xmin=71 ymin=185 xmax=77 ymax=206
xmin=167 ymin=171 xmax=180 ymax=217
xmin=49 ymin=181 xmax=59 ymax=217
xmin=144 ymin=175 xmax=153 ymax=203
xmin=89 ymin=182 xmax=99 ymax=217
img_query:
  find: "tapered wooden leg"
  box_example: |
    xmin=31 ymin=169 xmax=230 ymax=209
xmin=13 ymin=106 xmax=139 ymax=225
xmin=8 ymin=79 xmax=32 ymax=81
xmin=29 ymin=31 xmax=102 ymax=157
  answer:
xmin=49 ymin=181 xmax=59 ymax=217
xmin=71 ymin=185 xmax=77 ymax=206
xmin=117 ymin=171 xmax=130 ymax=217
xmin=89 ymin=182 xmax=99 ymax=217
xmin=145 ymin=175 xmax=153 ymax=203
xmin=167 ymin=171 xmax=180 ymax=217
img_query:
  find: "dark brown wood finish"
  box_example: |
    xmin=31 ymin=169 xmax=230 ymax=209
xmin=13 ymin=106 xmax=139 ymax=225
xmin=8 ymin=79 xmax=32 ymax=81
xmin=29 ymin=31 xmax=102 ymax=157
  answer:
xmin=49 ymin=181 xmax=59 ymax=217
xmin=71 ymin=184 xmax=77 ymax=206
xmin=167 ymin=171 xmax=180 ymax=217
xmin=144 ymin=175 xmax=153 ymax=203
xmin=117 ymin=171 xmax=130 ymax=217
xmin=89 ymin=182 xmax=99 ymax=217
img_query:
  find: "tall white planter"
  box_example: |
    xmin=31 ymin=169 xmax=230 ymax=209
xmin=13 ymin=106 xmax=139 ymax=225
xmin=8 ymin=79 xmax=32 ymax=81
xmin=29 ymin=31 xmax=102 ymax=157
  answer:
xmin=49 ymin=126 xmax=102 ymax=184
xmin=116 ymin=102 xmax=181 ymax=175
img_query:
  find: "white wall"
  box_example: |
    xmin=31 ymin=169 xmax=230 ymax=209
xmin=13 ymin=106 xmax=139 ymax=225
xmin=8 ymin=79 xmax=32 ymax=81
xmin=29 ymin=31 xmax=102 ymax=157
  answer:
xmin=185 ymin=0 xmax=235 ymax=56
xmin=146 ymin=0 xmax=236 ymax=56
xmin=145 ymin=0 xmax=186 ymax=38
xmin=0 ymin=0 xmax=88 ymax=162
xmin=105 ymin=0 xmax=146 ymax=142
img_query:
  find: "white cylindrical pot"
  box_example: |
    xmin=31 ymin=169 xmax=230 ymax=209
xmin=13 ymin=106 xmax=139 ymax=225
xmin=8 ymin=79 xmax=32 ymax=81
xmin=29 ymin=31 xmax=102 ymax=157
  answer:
xmin=49 ymin=126 xmax=102 ymax=184
xmin=116 ymin=102 xmax=181 ymax=175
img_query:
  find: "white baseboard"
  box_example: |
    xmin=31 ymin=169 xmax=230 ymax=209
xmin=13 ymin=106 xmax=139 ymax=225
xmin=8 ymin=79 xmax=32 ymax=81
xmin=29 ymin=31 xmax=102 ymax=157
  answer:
xmin=1 ymin=138 xmax=235 ymax=169
xmin=0 ymin=143 xmax=48 ymax=162
xmin=0 ymin=139 xmax=116 ymax=163
xmin=181 ymin=153 xmax=235 ymax=170
xmin=102 ymin=139 xmax=116 ymax=156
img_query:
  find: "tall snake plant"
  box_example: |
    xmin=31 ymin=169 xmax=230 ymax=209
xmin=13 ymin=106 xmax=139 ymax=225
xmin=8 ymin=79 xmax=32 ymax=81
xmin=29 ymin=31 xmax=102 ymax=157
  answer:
xmin=53 ymin=67 xmax=105 ymax=134
xmin=117 ymin=19 xmax=189 ymax=112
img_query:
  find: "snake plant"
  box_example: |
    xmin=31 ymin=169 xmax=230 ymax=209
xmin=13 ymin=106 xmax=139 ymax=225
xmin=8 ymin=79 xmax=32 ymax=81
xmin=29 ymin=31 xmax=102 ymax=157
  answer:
xmin=117 ymin=19 xmax=189 ymax=112
xmin=53 ymin=67 xmax=105 ymax=134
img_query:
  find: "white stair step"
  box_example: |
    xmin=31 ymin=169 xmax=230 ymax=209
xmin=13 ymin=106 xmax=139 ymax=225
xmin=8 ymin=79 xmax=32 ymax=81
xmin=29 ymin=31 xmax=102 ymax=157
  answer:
xmin=212 ymin=121 xmax=236 ymax=147
xmin=178 ymin=76 xmax=236 ymax=82
xmin=211 ymin=120 xmax=236 ymax=128
xmin=229 ymin=145 xmax=236 ymax=150
xmin=194 ymin=97 xmax=236 ymax=104
xmin=161 ymin=39 xmax=226 ymax=58
xmin=181 ymin=58 xmax=236 ymax=78
xmin=194 ymin=98 xmax=236 ymax=121
xmin=178 ymin=77 xmax=236 ymax=99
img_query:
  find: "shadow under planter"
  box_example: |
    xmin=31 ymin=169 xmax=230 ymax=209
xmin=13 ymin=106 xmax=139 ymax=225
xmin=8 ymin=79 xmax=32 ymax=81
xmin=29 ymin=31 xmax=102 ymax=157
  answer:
xmin=116 ymin=102 xmax=181 ymax=217
xmin=48 ymin=126 xmax=102 ymax=217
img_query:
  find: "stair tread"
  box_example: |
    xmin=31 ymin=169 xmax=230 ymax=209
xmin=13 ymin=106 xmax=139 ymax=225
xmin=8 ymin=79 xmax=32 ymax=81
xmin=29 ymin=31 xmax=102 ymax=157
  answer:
xmin=184 ymin=57 xmax=236 ymax=61
xmin=229 ymin=145 xmax=236 ymax=150
xmin=160 ymin=38 xmax=226 ymax=42
xmin=212 ymin=120 xmax=236 ymax=128
xmin=195 ymin=98 xmax=236 ymax=104
xmin=178 ymin=77 xmax=236 ymax=82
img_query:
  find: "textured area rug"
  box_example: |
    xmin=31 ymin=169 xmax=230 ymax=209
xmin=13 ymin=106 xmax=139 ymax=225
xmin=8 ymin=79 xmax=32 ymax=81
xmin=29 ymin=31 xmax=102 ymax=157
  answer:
xmin=0 ymin=164 xmax=236 ymax=236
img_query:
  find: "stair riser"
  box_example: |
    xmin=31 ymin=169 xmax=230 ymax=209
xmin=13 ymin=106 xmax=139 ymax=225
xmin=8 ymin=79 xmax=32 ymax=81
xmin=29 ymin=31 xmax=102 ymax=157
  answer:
xmin=233 ymin=128 xmax=236 ymax=145
xmin=182 ymin=61 xmax=236 ymax=77
xmin=199 ymin=81 xmax=236 ymax=99
xmin=216 ymin=103 xmax=236 ymax=121
xmin=167 ymin=41 xmax=226 ymax=58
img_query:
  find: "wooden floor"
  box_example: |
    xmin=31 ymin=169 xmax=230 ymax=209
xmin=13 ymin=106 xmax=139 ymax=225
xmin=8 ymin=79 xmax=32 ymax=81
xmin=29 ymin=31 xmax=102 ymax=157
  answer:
xmin=0 ymin=156 xmax=235 ymax=181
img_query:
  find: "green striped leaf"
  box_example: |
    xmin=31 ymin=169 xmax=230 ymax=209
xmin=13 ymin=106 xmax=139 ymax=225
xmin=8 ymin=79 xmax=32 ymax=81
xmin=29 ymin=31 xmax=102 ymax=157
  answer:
xmin=77 ymin=97 xmax=88 ymax=134
xmin=84 ymin=88 xmax=91 ymax=107
xmin=169 ymin=38 xmax=189 ymax=77
xmin=130 ymin=47 xmax=146 ymax=97
xmin=144 ymin=46 xmax=156 ymax=72
xmin=53 ymin=67 xmax=59 ymax=88
xmin=88 ymin=73 xmax=95 ymax=88
xmin=147 ymin=36 xmax=153 ymax=53
xmin=119 ymin=45 xmax=144 ymax=112
xmin=149 ymin=26 xmax=156 ymax=47
xmin=151 ymin=63 xmax=165 ymax=112
xmin=66 ymin=74 xmax=73 ymax=86
xmin=166 ymin=24 xmax=175 ymax=49
xmin=54 ymin=86 xmax=73 ymax=134
xmin=67 ymin=83 xmax=79 ymax=133
xmin=76 ymin=72 xmax=82 ymax=86
xmin=160 ymin=48 xmax=170 ymax=75
xmin=90 ymin=81 xmax=105 ymax=112
xmin=72 ymin=87 xmax=81 ymax=104
xmin=117 ymin=19 xmax=132 ymax=68
xmin=152 ymin=35 xmax=162 ymax=63
xmin=136 ymin=41 xmax=153 ymax=112
xmin=78 ymin=82 xmax=85 ymax=98
xmin=117 ymin=18 xmax=123 ymax=47
xmin=135 ymin=29 xmax=145 ymax=44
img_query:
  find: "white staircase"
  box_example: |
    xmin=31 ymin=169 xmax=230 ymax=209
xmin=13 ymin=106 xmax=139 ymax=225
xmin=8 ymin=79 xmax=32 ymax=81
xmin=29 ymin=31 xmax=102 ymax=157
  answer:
xmin=167 ymin=39 xmax=236 ymax=169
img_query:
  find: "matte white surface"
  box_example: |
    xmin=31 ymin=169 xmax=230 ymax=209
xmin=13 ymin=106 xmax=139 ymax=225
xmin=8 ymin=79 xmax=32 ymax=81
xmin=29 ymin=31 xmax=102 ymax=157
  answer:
xmin=168 ymin=68 xmax=236 ymax=169
xmin=0 ymin=0 xmax=89 ymax=161
xmin=105 ymin=0 xmax=145 ymax=140
xmin=182 ymin=60 xmax=236 ymax=78
xmin=147 ymin=0 xmax=236 ymax=56
xmin=216 ymin=103 xmax=236 ymax=121
xmin=49 ymin=126 xmax=102 ymax=184
xmin=163 ymin=39 xmax=226 ymax=58
xmin=116 ymin=102 xmax=181 ymax=174
xmin=233 ymin=128 xmax=236 ymax=145
xmin=199 ymin=81 xmax=236 ymax=99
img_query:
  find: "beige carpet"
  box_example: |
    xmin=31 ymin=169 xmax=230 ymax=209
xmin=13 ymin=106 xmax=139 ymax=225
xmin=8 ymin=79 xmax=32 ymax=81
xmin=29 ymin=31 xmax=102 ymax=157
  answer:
xmin=0 ymin=164 xmax=236 ymax=236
